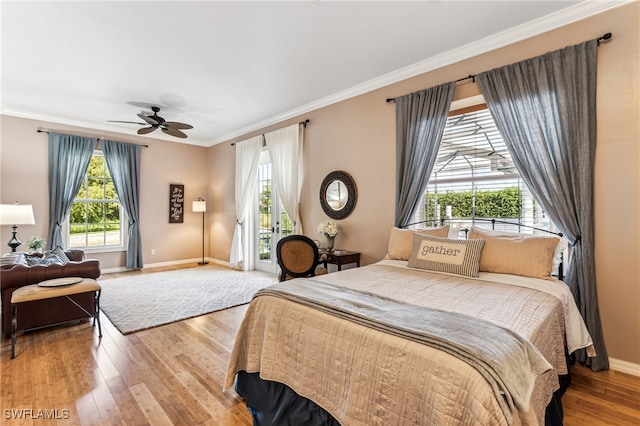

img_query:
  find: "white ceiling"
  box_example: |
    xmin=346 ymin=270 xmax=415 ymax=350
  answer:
xmin=0 ymin=1 xmax=624 ymax=147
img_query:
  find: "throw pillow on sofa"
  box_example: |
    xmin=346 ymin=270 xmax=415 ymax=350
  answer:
xmin=51 ymin=246 xmax=71 ymax=263
xmin=24 ymin=252 xmax=66 ymax=266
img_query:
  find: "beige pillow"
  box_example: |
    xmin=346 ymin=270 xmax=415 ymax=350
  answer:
xmin=386 ymin=225 xmax=450 ymax=261
xmin=468 ymin=227 xmax=560 ymax=280
xmin=407 ymin=234 xmax=485 ymax=278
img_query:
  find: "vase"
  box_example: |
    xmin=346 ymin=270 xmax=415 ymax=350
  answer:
xmin=325 ymin=235 xmax=335 ymax=251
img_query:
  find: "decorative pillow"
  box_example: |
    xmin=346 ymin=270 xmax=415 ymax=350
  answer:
xmin=385 ymin=225 xmax=450 ymax=261
xmin=553 ymin=238 xmax=569 ymax=271
xmin=467 ymin=227 xmax=560 ymax=280
xmin=408 ymin=234 xmax=485 ymax=277
xmin=50 ymin=246 xmax=71 ymax=264
xmin=1 ymin=253 xmax=27 ymax=267
xmin=447 ymin=225 xmax=463 ymax=239
xmin=24 ymin=252 xmax=66 ymax=266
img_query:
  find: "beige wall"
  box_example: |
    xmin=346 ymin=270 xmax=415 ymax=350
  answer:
xmin=0 ymin=117 xmax=211 ymax=270
xmin=1 ymin=3 xmax=637 ymax=366
xmin=210 ymin=3 xmax=639 ymax=366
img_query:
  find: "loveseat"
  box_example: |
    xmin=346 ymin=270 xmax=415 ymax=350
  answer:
xmin=1 ymin=249 xmax=101 ymax=336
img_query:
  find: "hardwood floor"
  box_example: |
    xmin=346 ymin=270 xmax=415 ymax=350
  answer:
xmin=1 ymin=265 xmax=639 ymax=425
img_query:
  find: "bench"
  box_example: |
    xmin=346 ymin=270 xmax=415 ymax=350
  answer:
xmin=10 ymin=278 xmax=102 ymax=359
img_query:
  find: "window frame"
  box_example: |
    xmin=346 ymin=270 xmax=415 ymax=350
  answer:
xmin=65 ymin=150 xmax=127 ymax=253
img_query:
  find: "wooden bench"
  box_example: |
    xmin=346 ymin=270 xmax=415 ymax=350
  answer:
xmin=10 ymin=278 xmax=102 ymax=359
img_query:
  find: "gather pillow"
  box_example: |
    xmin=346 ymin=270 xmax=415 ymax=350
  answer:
xmin=408 ymin=234 xmax=485 ymax=278
xmin=468 ymin=227 xmax=561 ymax=280
xmin=385 ymin=225 xmax=450 ymax=261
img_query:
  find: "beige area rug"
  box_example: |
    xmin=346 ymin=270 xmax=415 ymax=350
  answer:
xmin=99 ymin=264 xmax=277 ymax=335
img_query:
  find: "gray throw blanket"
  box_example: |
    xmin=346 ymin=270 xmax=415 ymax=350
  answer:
xmin=256 ymin=279 xmax=553 ymax=424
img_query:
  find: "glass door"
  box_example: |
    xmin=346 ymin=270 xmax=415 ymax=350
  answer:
xmin=255 ymin=151 xmax=293 ymax=274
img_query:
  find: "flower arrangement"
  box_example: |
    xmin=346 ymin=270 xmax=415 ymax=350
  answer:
xmin=26 ymin=236 xmax=46 ymax=251
xmin=317 ymin=220 xmax=338 ymax=251
xmin=317 ymin=220 xmax=338 ymax=238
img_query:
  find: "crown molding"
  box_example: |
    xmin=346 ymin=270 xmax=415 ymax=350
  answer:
xmin=2 ymin=108 xmax=211 ymax=147
xmin=211 ymin=0 xmax=632 ymax=146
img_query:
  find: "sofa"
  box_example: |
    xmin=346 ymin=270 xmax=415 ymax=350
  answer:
xmin=1 ymin=249 xmax=101 ymax=336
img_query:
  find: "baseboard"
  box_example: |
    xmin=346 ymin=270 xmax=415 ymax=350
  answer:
xmin=609 ymin=357 xmax=640 ymax=377
xmin=101 ymin=257 xmax=231 ymax=274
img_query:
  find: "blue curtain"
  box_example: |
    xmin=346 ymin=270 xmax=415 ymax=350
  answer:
xmin=395 ymin=82 xmax=455 ymax=227
xmin=47 ymin=132 xmax=97 ymax=249
xmin=477 ymin=40 xmax=608 ymax=371
xmin=102 ymin=140 xmax=143 ymax=269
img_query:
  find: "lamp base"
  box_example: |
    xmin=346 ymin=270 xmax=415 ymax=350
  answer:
xmin=198 ymin=261 xmax=209 ymax=265
xmin=7 ymin=225 xmax=21 ymax=253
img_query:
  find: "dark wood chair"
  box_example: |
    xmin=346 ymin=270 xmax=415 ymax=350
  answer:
xmin=276 ymin=235 xmax=327 ymax=282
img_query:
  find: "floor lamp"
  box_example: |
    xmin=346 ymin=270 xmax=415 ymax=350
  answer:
xmin=192 ymin=198 xmax=208 ymax=265
xmin=0 ymin=203 xmax=36 ymax=253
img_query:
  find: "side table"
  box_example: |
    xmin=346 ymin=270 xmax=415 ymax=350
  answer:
xmin=319 ymin=249 xmax=361 ymax=271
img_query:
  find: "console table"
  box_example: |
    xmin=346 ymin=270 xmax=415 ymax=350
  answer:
xmin=319 ymin=249 xmax=361 ymax=271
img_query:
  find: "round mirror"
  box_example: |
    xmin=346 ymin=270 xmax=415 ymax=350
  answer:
xmin=326 ymin=180 xmax=348 ymax=211
xmin=320 ymin=171 xmax=357 ymax=220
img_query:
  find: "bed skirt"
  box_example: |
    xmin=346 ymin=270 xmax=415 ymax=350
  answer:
xmin=236 ymin=370 xmax=341 ymax=426
xmin=235 ymin=362 xmax=572 ymax=426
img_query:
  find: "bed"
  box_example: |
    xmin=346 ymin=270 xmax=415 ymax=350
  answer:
xmin=225 ymin=224 xmax=595 ymax=426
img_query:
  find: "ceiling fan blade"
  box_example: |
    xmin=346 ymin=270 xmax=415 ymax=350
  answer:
xmin=137 ymin=127 xmax=156 ymax=135
xmin=163 ymin=121 xmax=193 ymax=130
xmin=137 ymin=113 xmax=159 ymax=125
xmin=107 ymin=120 xmax=146 ymax=126
xmin=162 ymin=127 xmax=188 ymax=138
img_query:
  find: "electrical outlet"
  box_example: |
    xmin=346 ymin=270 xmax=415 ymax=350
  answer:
xmin=151 ymin=249 xmax=156 ymax=255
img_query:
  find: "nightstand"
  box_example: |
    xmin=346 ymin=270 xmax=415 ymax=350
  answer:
xmin=319 ymin=249 xmax=361 ymax=271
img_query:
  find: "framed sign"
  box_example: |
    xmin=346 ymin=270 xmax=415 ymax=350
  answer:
xmin=169 ymin=184 xmax=184 ymax=223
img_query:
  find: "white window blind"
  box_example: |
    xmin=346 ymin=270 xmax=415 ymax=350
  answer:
xmin=414 ymin=107 xmax=556 ymax=236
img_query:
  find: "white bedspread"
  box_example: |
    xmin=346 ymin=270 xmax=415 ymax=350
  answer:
xmin=226 ymin=262 xmax=593 ymax=425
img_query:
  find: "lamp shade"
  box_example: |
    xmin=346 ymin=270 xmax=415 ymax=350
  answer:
xmin=192 ymin=199 xmax=206 ymax=213
xmin=0 ymin=204 xmax=35 ymax=225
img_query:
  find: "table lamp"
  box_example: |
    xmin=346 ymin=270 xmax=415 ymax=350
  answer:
xmin=0 ymin=203 xmax=36 ymax=252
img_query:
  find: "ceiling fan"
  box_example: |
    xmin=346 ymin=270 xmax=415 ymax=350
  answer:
xmin=109 ymin=106 xmax=193 ymax=138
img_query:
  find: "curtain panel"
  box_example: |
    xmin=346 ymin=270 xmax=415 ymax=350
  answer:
xmin=477 ymin=40 xmax=608 ymax=371
xmin=47 ymin=132 xmax=97 ymax=249
xmin=230 ymin=135 xmax=262 ymax=270
xmin=102 ymin=140 xmax=143 ymax=269
xmin=394 ymin=82 xmax=455 ymax=227
xmin=265 ymin=123 xmax=305 ymax=235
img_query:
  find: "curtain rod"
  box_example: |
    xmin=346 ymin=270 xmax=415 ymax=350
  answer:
xmin=37 ymin=128 xmax=149 ymax=147
xmin=386 ymin=32 xmax=612 ymax=104
xmin=230 ymin=119 xmax=310 ymax=146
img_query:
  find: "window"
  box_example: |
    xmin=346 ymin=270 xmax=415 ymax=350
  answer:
xmin=414 ymin=104 xmax=555 ymax=236
xmin=68 ymin=152 xmax=124 ymax=249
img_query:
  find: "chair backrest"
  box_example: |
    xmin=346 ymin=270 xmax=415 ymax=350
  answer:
xmin=276 ymin=234 xmax=320 ymax=282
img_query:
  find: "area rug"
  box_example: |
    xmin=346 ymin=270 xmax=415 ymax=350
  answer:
xmin=99 ymin=265 xmax=276 ymax=335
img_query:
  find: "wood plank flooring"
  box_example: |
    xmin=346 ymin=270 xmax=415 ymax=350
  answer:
xmin=1 ymin=264 xmax=639 ymax=425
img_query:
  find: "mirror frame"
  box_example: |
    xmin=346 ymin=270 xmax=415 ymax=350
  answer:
xmin=319 ymin=170 xmax=357 ymax=220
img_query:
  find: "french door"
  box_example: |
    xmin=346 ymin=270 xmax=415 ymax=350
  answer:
xmin=255 ymin=151 xmax=293 ymax=274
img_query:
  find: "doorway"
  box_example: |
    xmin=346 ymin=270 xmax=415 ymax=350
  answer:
xmin=254 ymin=151 xmax=293 ymax=274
